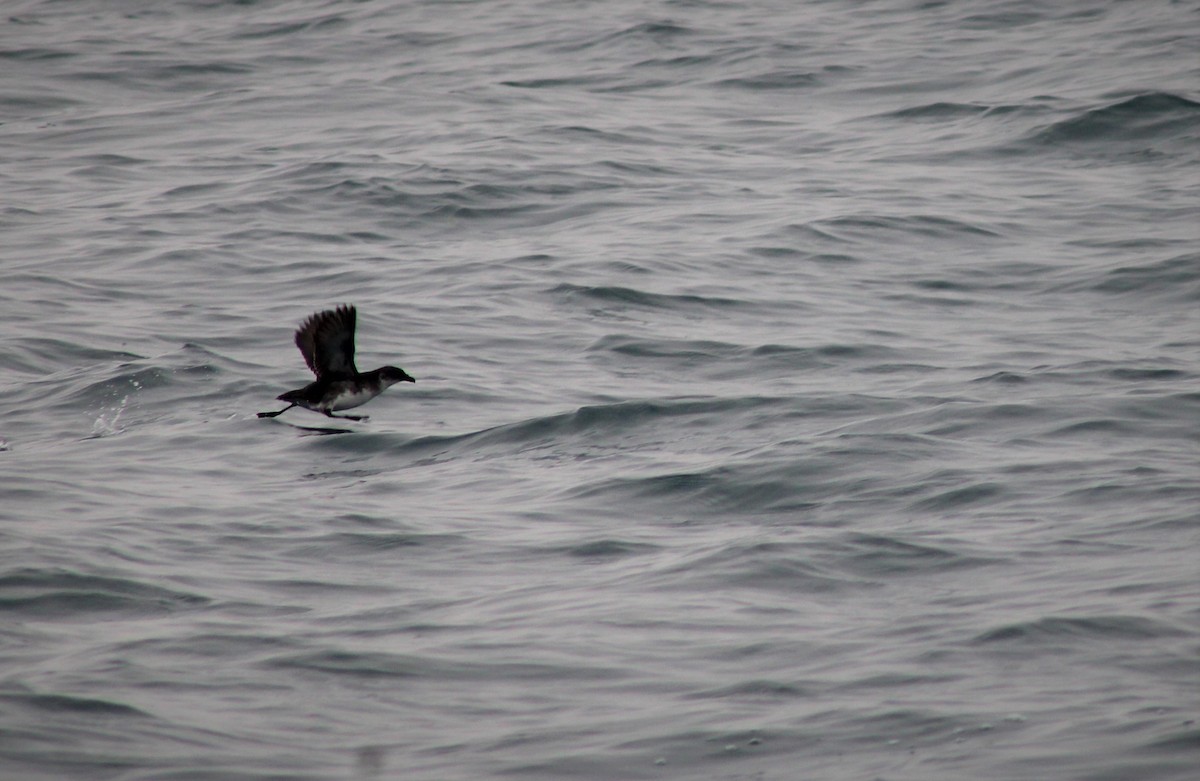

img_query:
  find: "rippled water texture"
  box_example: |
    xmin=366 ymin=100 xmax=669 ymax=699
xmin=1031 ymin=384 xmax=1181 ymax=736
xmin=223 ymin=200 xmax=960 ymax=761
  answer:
xmin=1 ymin=1 xmax=1198 ymax=779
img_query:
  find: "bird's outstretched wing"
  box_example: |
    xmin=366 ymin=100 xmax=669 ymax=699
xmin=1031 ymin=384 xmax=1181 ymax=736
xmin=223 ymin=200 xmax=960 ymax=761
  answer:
xmin=294 ymin=305 xmax=357 ymax=377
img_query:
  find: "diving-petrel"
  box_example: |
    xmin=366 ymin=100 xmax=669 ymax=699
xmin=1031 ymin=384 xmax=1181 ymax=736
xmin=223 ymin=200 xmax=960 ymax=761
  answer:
xmin=257 ymin=305 xmax=414 ymax=421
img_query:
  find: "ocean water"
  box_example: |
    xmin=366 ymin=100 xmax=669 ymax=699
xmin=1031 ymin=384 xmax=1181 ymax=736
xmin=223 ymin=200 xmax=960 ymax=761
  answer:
xmin=1 ymin=0 xmax=1198 ymax=779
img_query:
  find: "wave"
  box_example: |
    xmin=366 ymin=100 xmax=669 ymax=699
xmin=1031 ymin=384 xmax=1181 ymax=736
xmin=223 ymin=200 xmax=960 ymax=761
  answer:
xmin=0 ymin=569 xmax=208 ymax=619
xmin=1083 ymin=253 xmax=1200 ymax=302
xmin=239 ymin=166 xmax=625 ymax=233
xmin=712 ymin=69 xmax=821 ymax=90
xmin=551 ymin=283 xmax=746 ymax=311
xmin=549 ymin=20 xmax=696 ymax=54
xmin=264 ymin=648 xmax=617 ymax=682
xmin=975 ymin=615 xmax=1186 ymax=645
xmin=1030 ymin=92 xmax=1200 ymax=146
xmin=460 ymin=396 xmax=789 ymax=449
xmin=878 ymin=102 xmax=1003 ymax=121
xmin=768 ymin=213 xmax=1003 ymax=251
xmin=0 ymin=690 xmax=150 ymax=718
xmin=585 ymin=334 xmax=902 ymax=379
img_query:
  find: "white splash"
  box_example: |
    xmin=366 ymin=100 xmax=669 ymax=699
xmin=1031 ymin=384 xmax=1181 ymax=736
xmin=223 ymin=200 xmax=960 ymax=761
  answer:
xmin=90 ymin=395 xmax=129 ymax=438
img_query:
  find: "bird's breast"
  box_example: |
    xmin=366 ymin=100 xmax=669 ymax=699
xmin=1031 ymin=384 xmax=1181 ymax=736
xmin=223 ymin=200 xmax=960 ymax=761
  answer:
xmin=324 ymin=383 xmax=381 ymax=411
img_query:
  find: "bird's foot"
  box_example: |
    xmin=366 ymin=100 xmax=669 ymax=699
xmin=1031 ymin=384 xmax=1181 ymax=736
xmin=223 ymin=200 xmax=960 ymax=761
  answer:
xmin=324 ymin=411 xmax=368 ymax=421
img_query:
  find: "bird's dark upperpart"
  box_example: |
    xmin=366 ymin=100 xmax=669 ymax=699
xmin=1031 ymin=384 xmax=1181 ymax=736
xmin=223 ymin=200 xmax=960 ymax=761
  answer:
xmin=257 ymin=305 xmax=415 ymax=421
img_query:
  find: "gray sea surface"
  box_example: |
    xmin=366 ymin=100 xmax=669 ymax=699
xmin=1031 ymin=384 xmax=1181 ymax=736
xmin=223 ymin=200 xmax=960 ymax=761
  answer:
xmin=2 ymin=1 xmax=1198 ymax=779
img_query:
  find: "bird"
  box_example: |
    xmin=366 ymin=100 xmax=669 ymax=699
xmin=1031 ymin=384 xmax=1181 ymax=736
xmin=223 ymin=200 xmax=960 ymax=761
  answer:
xmin=257 ymin=305 xmax=414 ymax=421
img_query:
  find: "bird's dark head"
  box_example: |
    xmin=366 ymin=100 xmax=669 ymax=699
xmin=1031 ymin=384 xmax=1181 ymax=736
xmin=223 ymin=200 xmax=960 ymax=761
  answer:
xmin=379 ymin=366 xmax=415 ymax=386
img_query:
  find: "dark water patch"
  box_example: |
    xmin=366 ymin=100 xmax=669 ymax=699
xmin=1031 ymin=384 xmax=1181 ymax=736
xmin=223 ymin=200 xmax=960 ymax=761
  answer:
xmin=106 ymin=772 xmax=330 ymax=781
xmin=1081 ymin=253 xmax=1200 ymax=301
xmin=298 ymin=466 xmax=381 ymax=480
xmin=0 ymin=569 xmax=208 ymax=619
xmin=428 ymin=200 xmax=596 ymax=226
xmin=298 ymin=396 xmax=793 ymax=463
xmin=975 ymin=615 xmax=1185 ymax=645
xmin=502 ymin=74 xmax=676 ymax=94
xmin=750 ymin=343 xmax=810 ymax=357
xmin=230 ymin=13 xmax=348 ymax=41
xmin=815 ymin=343 xmax=898 ymax=361
xmin=1109 ymin=392 xmax=1200 ymax=432
xmin=835 ymin=671 xmax=961 ymax=692
xmin=554 ymin=727 xmax=809 ymax=781
xmin=158 ymin=182 xmax=233 ymax=200
xmin=67 ymin=59 xmax=256 ymax=93
xmin=592 ymin=334 xmax=743 ymax=360
xmin=632 ymin=52 xmax=730 ymax=73
xmin=1057 ymin=480 xmax=1197 ymax=510
xmin=956 ymin=9 xmax=1047 ymax=29
xmin=747 ymin=245 xmax=808 ymax=259
xmin=712 ymin=69 xmax=820 ymax=90
xmin=272 ymin=174 xmax=429 ymax=213
xmin=1107 ymin=367 xmax=1188 ymax=382
xmin=577 ymin=468 xmax=721 ymax=503
xmin=1047 ymin=418 xmax=1135 ymax=437
xmin=265 ymin=649 xmax=618 ymax=683
xmin=551 ymin=282 xmax=745 ymax=310
xmin=327 ymin=512 xmax=404 ymax=530
xmin=559 ymin=538 xmax=659 ymax=560
xmin=980 ymin=359 xmax=1194 ymax=392
xmin=685 ymin=679 xmax=810 ymax=700
xmin=447 ymin=181 xmax=613 ymax=204
xmin=381 ymin=29 xmax=461 ymax=47
xmin=911 ymin=278 xmax=973 ymax=292
xmin=553 ymin=124 xmax=655 ymax=147
xmin=908 ymin=482 xmax=1005 ymax=513
xmin=116 ymin=633 xmax=302 ymax=660
xmin=810 ymin=213 xmax=1001 ymax=242
xmin=0 ymin=338 xmax=142 ymax=375
xmin=883 ymin=290 xmax=979 ymax=308
xmin=296 ymin=173 xmax=620 ymax=229
xmin=877 ymin=101 xmax=994 ymax=121
xmin=973 ymin=370 xmax=1028 ymax=384
xmin=69 ymin=366 xmax=173 ymax=406
xmin=262 ymin=650 xmax=421 ymax=679
xmin=460 ymin=396 xmax=789 ymax=450
xmin=259 ymin=578 xmax=398 ymax=595
xmin=821 ymin=431 xmax=947 ymax=465
xmin=824 ymin=707 xmax=973 ymax=747
xmin=69 ymin=159 xmax=155 ymax=185
xmin=0 ymin=92 xmax=80 ymax=112
xmin=647 ymin=542 xmax=857 ymax=594
xmin=564 ymin=459 xmax=838 ymax=520
xmin=608 ymin=20 xmax=694 ymax=40
xmin=501 ymin=75 xmax=611 ymax=90
xmin=552 ymin=20 xmax=696 ymax=54
xmin=772 ymin=220 xmax=860 ymax=248
xmin=855 ymin=361 xmax=943 ymax=375
xmin=825 ymin=533 xmax=995 ymax=577
xmin=283 ymin=531 xmax=464 ymax=559
xmin=596 ymin=157 xmax=678 ymax=177
xmin=919 ymin=401 xmax=1060 ymax=438
xmin=0 ymin=47 xmax=75 ymax=61
xmin=0 ymin=692 xmax=149 ymax=718
xmin=589 ymin=334 xmax=900 ymax=378
xmin=1145 ymin=729 xmax=1200 ymax=752
xmin=1027 ymin=92 xmax=1200 ymax=156
xmin=809 ymin=252 xmax=858 ymax=264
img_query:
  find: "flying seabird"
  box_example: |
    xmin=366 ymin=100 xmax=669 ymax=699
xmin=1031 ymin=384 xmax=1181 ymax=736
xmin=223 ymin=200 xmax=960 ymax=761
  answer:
xmin=257 ymin=305 xmax=414 ymax=421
